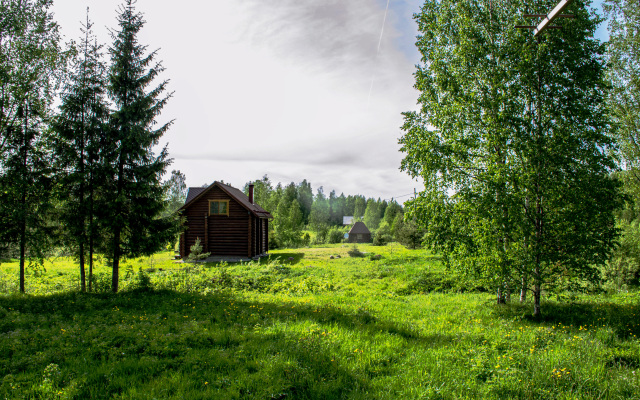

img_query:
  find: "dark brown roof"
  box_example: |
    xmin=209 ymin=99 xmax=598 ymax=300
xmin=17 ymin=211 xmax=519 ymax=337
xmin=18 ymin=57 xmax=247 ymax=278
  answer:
xmin=180 ymin=181 xmax=273 ymax=219
xmin=349 ymin=221 xmax=371 ymax=234
xmin=185 ymin=187 xmax=206 ymax=204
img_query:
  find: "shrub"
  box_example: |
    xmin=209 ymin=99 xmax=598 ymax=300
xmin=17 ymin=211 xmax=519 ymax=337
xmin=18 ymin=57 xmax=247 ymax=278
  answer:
xmin=348 ymin=245 xmax=365 ymax=258
xmin=186 ymin=237 xmax=210 ymax=263
xmin=302 ymin=232 xmax=311 ymax=247
xmin=397 ymin=270 xmax=456 ymax=294
xmin=396 ymin=219 xmax=425 ymax=249
xmin=268 ymin=233 xmax=281 ymax=249
xmin=604 ymin=219 xmax=640 ymax=290
xmin=312 ymin=227 xmax=329 ymax=245
xmin=373 ymin=234 xmax=392 ymax=246
xmin=327 ymin=227 xmax=346 ymax=244
xmin=134 ymin=268 xmax=153 ymax=291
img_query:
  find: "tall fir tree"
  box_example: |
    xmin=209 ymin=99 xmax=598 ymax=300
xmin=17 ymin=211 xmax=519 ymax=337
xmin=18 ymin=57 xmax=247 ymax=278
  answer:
xmin=297 ymin=179 xmax=314 ymax=224
xmin=53 ymin=9 xmax=110 ymax=292
xmin=106 ymin=0 xmax=175 ymax=292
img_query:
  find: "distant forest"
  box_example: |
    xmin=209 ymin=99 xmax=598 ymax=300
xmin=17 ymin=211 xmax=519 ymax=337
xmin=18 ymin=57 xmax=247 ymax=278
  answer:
xmin=166 ymin=172 xmax=420 ymax=250
xmin=240 ymin=176 xmax=419 ymax=249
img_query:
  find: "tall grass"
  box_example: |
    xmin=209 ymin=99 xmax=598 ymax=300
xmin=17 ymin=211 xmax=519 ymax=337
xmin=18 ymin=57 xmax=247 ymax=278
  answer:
xmin=0 ymin=244 xmax=638 ymax=399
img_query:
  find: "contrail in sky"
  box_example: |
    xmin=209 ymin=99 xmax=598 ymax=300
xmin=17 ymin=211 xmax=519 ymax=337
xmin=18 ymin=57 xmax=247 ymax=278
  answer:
xmin=367 ymin=0 xmax=391 ymax=110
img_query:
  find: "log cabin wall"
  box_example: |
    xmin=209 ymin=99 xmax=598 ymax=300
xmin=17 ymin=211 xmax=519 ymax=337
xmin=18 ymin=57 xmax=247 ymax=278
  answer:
xmin=179 ymin=182 xmax=272 ymax=259
xmin=249 ymin=216 xmax=268 ymax=257
xmin=182 ymin=186 xmax=249 ymax=258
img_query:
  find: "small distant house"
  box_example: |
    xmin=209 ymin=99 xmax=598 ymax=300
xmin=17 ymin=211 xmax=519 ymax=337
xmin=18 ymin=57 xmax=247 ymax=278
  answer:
xmin=348 ymin=221 xmax=371 ymax=243
xmin=343 ymin=216 xmax=355 ymax=226
xmin=178 ymin=182 xmax=272 ymax=260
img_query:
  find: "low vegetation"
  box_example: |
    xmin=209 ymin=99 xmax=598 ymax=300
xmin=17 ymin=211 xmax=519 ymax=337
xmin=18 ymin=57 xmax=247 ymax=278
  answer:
xmin=1 ymin=243 xmax=638 ymax=399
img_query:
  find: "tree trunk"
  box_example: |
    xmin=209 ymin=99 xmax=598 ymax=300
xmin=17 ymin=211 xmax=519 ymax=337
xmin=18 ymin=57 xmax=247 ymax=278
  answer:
xmin=496 ymin=287 xmax=505 ymax=304
xmin=19 ymin=212 xmax=26 ymax=294
xmin=89 ymin=235 xmax=93 ymax=292
xmin=111 ymin=150 xmax=125 ymax=293
xmin=533 ymin=280 xmax=541 ymax=318
xmin=18 ymin=103 xmax=28 ymax=294
xmin=520 ymin=274 xmax=527 ymax=303
xmin=111 ymin=226 xmax=121 ymax=293
xmin=79 ymin=242 xmax=86 ymax=292
xmin=79 ymin=96 xmax=86 ymax=292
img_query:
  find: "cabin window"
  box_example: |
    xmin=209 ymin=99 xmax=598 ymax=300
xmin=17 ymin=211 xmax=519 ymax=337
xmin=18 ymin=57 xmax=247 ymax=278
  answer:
xmin=209 ymin=200 xmax=229 ymax=216
xmin=357 ymin=234 xmax=363 ymax=240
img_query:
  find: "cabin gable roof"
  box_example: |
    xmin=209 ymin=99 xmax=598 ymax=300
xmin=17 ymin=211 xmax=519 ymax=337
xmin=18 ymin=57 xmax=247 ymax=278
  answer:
xmin=180 ymin=181 xmax=273 ymax=219
xmin=349 ymin=221 xmax=371 ymax=234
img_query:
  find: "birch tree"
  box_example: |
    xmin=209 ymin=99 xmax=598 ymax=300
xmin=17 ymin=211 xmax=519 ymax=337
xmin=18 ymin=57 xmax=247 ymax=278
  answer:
xmin=400 ymin=0 xmax=621 ymax=316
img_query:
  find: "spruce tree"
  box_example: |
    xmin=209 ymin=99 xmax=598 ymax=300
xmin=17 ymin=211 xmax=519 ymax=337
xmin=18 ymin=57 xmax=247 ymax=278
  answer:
xmin=106 ymin=0 xmax=175 ymax=292
xmin=53 ymin=9 xmax=110 ymax=292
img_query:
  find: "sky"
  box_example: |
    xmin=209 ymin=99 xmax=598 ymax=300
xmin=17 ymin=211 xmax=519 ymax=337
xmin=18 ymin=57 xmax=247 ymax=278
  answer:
xmin=50 ymin=0 xmax=610 ymax=202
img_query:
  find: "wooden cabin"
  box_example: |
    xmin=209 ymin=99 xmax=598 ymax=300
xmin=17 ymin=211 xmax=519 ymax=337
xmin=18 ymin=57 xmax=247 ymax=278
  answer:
xmin=348 ymin=221 xmax=371 ymax=243
xmin=178 ymin=182 xmax=272 ymax=260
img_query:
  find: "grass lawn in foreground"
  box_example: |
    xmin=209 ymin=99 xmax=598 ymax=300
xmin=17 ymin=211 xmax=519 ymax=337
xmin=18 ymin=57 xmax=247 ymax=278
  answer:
xmin=0 ymin=243 xmax=639 ymax=399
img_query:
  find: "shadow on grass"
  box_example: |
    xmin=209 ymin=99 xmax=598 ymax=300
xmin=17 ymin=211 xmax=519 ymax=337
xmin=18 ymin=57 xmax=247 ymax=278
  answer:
xmin=492 ymin=298 xmax=640 ymax=339
xmin=0 ymin=289 xmax=434 ymax=343
xmin=0 ymin=289 xmax=456 ymax=399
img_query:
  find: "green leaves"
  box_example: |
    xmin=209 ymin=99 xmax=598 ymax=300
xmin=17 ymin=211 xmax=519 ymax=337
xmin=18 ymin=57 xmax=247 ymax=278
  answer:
xmin=401 ymin=0 xmax=623 ymax=314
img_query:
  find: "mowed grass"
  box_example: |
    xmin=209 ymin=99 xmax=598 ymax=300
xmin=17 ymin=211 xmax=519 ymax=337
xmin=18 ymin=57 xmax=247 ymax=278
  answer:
xmin=0 ymin=243 xmax=639 ymax=399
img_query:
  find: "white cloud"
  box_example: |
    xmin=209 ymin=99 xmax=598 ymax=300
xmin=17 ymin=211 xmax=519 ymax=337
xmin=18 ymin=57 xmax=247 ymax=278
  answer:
xmin=51 ymin=0 xmax=423 ymax=200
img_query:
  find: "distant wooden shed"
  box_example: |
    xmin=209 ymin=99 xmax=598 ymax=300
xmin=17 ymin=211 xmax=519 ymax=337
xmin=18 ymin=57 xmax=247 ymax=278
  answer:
xmin=348 ymin=221 xmax=371 ymax=243
xmin=178 ymin=182 xmax=272 ymax=260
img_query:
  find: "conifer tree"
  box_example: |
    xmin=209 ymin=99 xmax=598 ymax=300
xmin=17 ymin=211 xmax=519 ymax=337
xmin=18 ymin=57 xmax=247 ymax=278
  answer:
xmin=106 ymin=0 xmax=175 ymax=292
xmin=0 ymin=0 xmax=64 ymax=293
xmin=53 ymin=9 xmax=110 ymax=292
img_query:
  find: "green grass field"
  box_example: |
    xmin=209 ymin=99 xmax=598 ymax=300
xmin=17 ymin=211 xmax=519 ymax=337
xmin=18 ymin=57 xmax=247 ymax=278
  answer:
xmin=1 ymin=243 xmax=639 ymax=399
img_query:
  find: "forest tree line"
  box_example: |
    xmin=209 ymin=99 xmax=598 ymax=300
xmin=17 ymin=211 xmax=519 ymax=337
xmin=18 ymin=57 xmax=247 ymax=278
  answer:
xmin=238 ymin=176 xmax=420 ymax=249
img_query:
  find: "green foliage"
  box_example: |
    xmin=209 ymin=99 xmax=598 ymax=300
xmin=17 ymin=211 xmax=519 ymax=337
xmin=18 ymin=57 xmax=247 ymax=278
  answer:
xmin=373 ymin=222 xmax=393 ymax=246
xmin=363 ymin=198 xmax=381 ymax=230
xmin=398 ymin=270 xmax=457 ymax=295
xmin=604 ymin=0 xmax=640 ymax=173
xmin=605 ymin=194 xmax=640 ymax=289
xmin=603 ymin=0 xmax=640 ymax=292
xmin=104 ymin=0 xmax=178 ymax=291
xmin=185 ymin=240 xmax=206 ymax=263
xmin=185 ymin=237 xmax=210 ymax=263
xmin=400 ymin=0 xmax=622 ymax=315
xmin=0 ymin=245 xmax=639 ymax=399
xmin=347 ymin=244 xmax=364 ymax=258
xmin=309 ymin=187 xmax=330 ymax=233
xmin=395 ymin=219 xmax=424 ymax=250
xmin=243 ymin=176 xmax=398 ymax=251
xmin=162 ymin=170 xmax=187 ymax=218
xmin=383 ymin=201 xmax=403 ymax=227
xmin=0 ymin=0 xmax=67 ymax=293
xmin=326 ymin=226 xmax=346 ymax=244
xmin=52 ymin=10 xmax=111 ymax=293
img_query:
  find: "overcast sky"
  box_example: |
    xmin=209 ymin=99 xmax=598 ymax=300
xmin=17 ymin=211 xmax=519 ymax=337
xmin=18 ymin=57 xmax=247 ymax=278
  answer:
xmin=50 ymin=0 xmax=609 ymax=201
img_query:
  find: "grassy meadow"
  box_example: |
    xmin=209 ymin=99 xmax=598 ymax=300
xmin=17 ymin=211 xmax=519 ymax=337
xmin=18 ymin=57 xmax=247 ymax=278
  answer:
xmin=0 ymin=243 xmax=639 ymax=399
